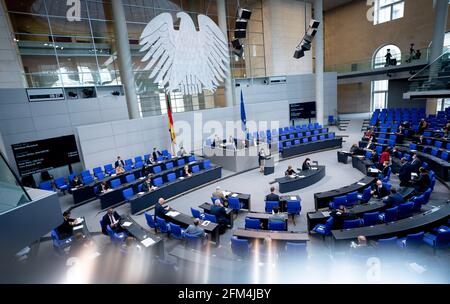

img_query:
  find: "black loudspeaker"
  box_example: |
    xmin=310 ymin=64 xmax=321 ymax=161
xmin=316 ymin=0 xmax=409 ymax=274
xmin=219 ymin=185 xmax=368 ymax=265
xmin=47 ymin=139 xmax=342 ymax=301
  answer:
xmin=232 ymin=38 xmax=242 ymax=49
xmin=293 ymin=48 xmax=305 ymax=59
xmin=234 ymin=29 xmax=247 ymax=38
xmin=235 ymin=19 xmax=248 ymax=30
xmin=238 ymin=8 xmax=252 ymax=20
xmin=301 ymin=42 xmax=311 ymax=51
xmin=309 ymin=19 xmax=320 ymax=29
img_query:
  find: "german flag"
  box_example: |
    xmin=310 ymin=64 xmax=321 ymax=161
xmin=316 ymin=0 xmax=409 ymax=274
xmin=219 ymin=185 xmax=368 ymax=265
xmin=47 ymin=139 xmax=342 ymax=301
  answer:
xmin=165 ymin=93 xmax=176 ymax=151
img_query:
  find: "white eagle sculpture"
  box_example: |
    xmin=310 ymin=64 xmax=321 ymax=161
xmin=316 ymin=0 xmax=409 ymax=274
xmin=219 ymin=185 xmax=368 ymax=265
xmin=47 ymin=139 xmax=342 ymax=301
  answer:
xmin=139 ymin=12 xmax=230 ymax=96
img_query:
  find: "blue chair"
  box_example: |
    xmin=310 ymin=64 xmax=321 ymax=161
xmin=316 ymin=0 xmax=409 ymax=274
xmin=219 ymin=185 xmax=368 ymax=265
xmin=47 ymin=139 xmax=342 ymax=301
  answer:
xmin=268 ymin=221 xmax=285 ymax=231
xmin=398 ymin=232 xmax=424 ymax=249
xmin=124 ymin=159 xmax=133 ymax=167
xmin=435 ymin=141 xmax=443 ymax=149
xmin=423 ymin=231 xmax=450 ymax=250
xmin=191 ymin=165 xmax=200 ymax=173
xmin=153 ymin=166 xmax=162 ymax=174
xmin=125 ymin=174 xmax=135 ymax=183
xmin=441 ymin=152 xmax=449 ymax=161
xmin=124 ymin=165 xmax=132 ymax=171
xmin=412 ymin=194 xmax=425 ymax=211
xmin=188 ymin=155 xmax=196 ymax=163
xmin=357 ymin=187 xmax=372 ymax=203
xmin=54 ymin=177 xmax=68 ymax=192
xmin=155 ymin=216 xmax=170 ymax=233
xmin=285 ymin=242 xmax=307 ymax=257
xmin=378 ymin=206 xmax=398 ymax=223
xmin=231 ymin=237 xmax=251 ymax=258
xmin=328 ymin=133 xmax=335 ymax=139
xmin=96 ymin=172 xmax=105 ymax=180
xmin=191 ymin=207 xmax=201 ymax=219
xmin=228 ymin=196 xmax=241 ymax=212
xmin=311 ymin=136 xmax=318 ymax=142
xmin=122 ymin=188 xmax=134 ymax=200
xmin=431 ymin=149 xmax=439 ymax=157
xmin=185 ymin=233 xmax=204 ymax=248
xmin=398 ymin=202 xmax=414 ymax=219
xmin=346 ymin=192 xmax=359 ymax=206
xmin=287 ymin=200 xmax=301 ymax=224
xmin=319 ymin=135 xmax=325 ymax=140
xmin=104 ymin=164 xmax=115 ymax=175
xmin=331 ymin=196 xmax=347 ymax=208
xmin=302 ymin=138 xmax=309 ymax=143
xmin=265 ymin=201 xmax=279 ymax=213
xmin=153 ymin=177 xmax=163 ymax=187
xmin=134 ymin=156 xmax=143 ymax=164
xmin=51 ymin=229 xmax=72 ymax=255
xmin=134 ymin=161 xmax=144 ymax=169
xmin=93 ymin=167 xmax=103 ymax=177
xmin=144 ymin=211 xmax=156 ymax=229
xmin=377 ymin=237 xmax=398 ymax=250
xmin=363 ymin=212 xmax=380 ymax=226
xmin=343 ymin=219 xmax=362 ymax=229
xmin=382 ymin=182 xmax=392 ymax=192
xmin=110 ymin=179 xmax=121 ymax=189
xmin=81 ymin=170 xmax=91 ymax=178
xmin=106 ymin=225 xmax=126 ymax=243
xmin=204 ymin=213 xmax=217 ymax=223
xmin=423 ymin=188 xmax=432 ymax=204
xmin=177 ymin=159 xmax=185 ymax=166
xmin=39 ymin=181 xmax=54 ymax=191
xmin=294 ymin=140 xmax=300 ymax=145
xmin=169 ymin=223 xmax=185 ymax=239
xmin=203 ymin=159 xmax=211 ymax=169
xmin=165 ymin=162 xmax=174 ymax=170
xmin=167 ymin=173 xmax=176 ymax=182
xmin=245 ymin=218 xmax=262 ymax=229
xmin=312 ymin=217 xmax=333 ymax=237
xmin=82 ymin=175 xmax=94 ymax=184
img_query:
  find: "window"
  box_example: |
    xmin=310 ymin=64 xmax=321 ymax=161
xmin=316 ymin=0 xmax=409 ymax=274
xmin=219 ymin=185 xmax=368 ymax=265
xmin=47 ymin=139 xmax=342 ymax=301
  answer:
xmin=437 ymin=98 xmax=450 ymax=113
xmin=374 ymin=0 xmax=404 ymax=25
xmin=373 ymin=44 xmax=401 ymax=69
xmin=371 ymin=80 xmax=389 ymax=111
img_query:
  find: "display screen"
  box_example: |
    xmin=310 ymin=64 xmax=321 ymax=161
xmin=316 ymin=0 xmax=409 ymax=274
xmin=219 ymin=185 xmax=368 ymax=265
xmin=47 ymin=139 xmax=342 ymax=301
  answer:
xmin=12 ymin=135 xmax=80 ymax=176
xmin=289 ymin=102 xmax=316 ymax=120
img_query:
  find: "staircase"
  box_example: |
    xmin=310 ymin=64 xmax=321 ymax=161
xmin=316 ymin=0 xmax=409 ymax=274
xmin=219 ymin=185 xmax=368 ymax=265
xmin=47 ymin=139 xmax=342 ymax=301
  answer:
xmin=361 ymin=119 xmax=370 ymax=132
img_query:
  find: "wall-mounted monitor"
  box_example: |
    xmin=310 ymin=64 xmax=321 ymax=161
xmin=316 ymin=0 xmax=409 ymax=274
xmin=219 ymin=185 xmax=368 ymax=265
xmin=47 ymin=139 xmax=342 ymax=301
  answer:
xmin=11 ymin=135 xmax=80 ymax=176
xmin=289 ymin=102 xmax=316 ymax=120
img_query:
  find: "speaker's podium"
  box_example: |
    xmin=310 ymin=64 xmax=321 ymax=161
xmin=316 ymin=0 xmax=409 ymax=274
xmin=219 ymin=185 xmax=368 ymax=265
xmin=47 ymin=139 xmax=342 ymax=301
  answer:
xmin=264 ymin=156 xmax=274 ymax=176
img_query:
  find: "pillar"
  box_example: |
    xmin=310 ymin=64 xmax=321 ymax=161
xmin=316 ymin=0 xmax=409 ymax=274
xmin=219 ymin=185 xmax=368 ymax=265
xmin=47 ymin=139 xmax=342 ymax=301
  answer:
xmin=217 ymin=0 xmax=234 ymax=107
xmin=314 ymin=0 xmax=324 ymax=125
xmin=111 ymin=0 xmax=140 ymax=119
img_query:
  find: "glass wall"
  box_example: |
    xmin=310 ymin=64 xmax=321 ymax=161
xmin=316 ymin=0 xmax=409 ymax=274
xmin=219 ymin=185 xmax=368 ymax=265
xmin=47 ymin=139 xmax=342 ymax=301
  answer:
xmin=5 ymin=0 xmax=266 ymax=117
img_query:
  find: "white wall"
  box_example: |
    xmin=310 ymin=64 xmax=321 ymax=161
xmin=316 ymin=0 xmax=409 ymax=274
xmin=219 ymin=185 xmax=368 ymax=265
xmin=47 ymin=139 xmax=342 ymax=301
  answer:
xmin=263 ymin=0 xmax=313 ymax=76
xmin=0 ymin=2 xmax=26 ymax=89
xmin=0 ymin=88 xmax=128 ymax=177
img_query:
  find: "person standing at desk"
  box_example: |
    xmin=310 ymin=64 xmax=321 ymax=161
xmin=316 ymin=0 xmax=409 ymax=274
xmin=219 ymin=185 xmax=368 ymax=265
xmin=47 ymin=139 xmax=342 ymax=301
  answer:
xmin=418 ymin=119 xmax=428 ymax=135
xmin=182 ymin=165 xmax=192 ymax=177
xmin=371 ymin=180 xmax=389 ymax=199
xmin=115 ymin=156 xmax=125 ymax=168
xmin=211 ymin=200 xmax=230 ymax=233
xmin=265 ymin=186 xmax=280 ymax=202
xmin=155 ymin=197 xmax=171 ymax=219
xmin=57 ymin=211 xmax=76 ymax=239
xmin=410 ymin=153 xmax=422 ymax=173
xmin=258 ymin=148 xmax=267 ymax=173
xmin=398 ymin=158 xmax=412 ymax=187
xmin=379 ymin=148 xmax=390 ymax=167
xmin=302 ymin=158 xmax=312 ymax=171
xmin=285 ymin=165 xmax=296 ymax=176
xmin=101 ymin=208 xmax=123 ymax=234
xmin=152 ymin=148 xmax=162 ymax=161
xmin=379 ymin=161 xmax=390 ymax=179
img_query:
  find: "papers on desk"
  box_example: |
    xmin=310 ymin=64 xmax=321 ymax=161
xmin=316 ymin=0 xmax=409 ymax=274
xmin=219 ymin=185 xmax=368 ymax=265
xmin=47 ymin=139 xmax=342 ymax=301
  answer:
xmin=166 ymin=211 xmax=180 ymax=217
xmin=179 ymin=176 xmax=185 ymax=180
xmin=110 ymin=174 xmax=117 ymax=177
xmin=137 ymin=192 xmax=145 ymax=196
xmin=311 ymin=167 xmax=318 ymax=170
xmin=231 ymin=193 xmax=238 ymax=198
xmin=357 ymin=182 xmax=366 ymax=186
xmin=411 ymin=172 xmax=418 ymax=178
xmin=341 ymin=151 xmax=349 ymax=153
xmin=297 ymin=175 xmax=305 ymax=178
xmin=321 ymin=211 xmax=331 ymax=217
xmin=139 ymin=177 xmax=145 ymax=180
xmin=74 ymin=217 xmax=84 ymax=224
xmin=141 ymin=238 xmax=155 ymax=247
xmin=289 ymin=175 xmax=296 ymax=179
xmin=368 ymin=168 xmax=379 ymax=173
xmin=408 ymin=262 xmax=426 ymax=274
xmin=223 ymin=191 xmax=231 ymax=196
xmin=122 ymin=221 xmax=132 ymax=227
xmin=71 ymin=188 xmax=77 ymax=192
xmin=73 ymin=225 xmax=83 ymax=231
xmin=201 ymin=220 xmax=211 ymax=226
xmin=290 ymin=196 xmax=297 ymax=201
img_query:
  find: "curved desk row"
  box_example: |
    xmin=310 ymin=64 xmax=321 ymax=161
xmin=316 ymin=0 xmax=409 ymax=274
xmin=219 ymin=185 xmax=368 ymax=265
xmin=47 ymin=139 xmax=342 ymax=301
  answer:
xmin=351 ymin=155 xmax=376 ymax=176
xmin=331 ymin=201 xmax=450 ymax=241
xmin=308 ymin=187 xmax=415 ymax=231
xmin=233 ymin=228 xmax=309 ymax=243
xmin=313 ymin=176 xmax=376 ymax=210
xmin=276 ymin=166 xmax=326 ymax=193
xmin=281 ymin=137 xmax=343 ymax=158
xmin=128 ymin=166 xmax=222 ymax=214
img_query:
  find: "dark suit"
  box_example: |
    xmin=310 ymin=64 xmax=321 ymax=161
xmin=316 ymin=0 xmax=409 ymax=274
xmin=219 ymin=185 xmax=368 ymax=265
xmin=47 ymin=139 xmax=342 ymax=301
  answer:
xmin=70 ymin=179 xmax=82 ymax=188
xmin=210 ymin=205 xmax=230 ymax=229
xmin=57 ymin=218 xmax=75 ymax=239
xmin=330 ymin=211 xmax=357 ymax=230
xmin=141 ymin=181 xmax=152 ymax=192
xmin=413 ymin=174 xmax=431 ymax=193
xmin=114 ymin=160 xmax=125 ymax=168
xmin=302 ymin=163 xmax=311 ymax=171
xmin=373 ymin=185 xmax=389 ymax=199
xmin=154 ymin=202 xmax=168 ymax=219
xmin=399 ymin=162 xmax=412 ymax=186
xmin=153 ymin=151 xmax=162 ymax=161
xmin=265 ymin=193 xmax=280 ymax=202
xmin=410 ymin=158 xmax=422 ymax=173
xmin=351 ymin=146 xmax=364 ymax=156
xmin=383 ymin=193 xmax=405 ymax=208
xmin=285 ymin=169 xmax=296 ymax=176
xmin=101 ymin=211 xmax=122 ymax=235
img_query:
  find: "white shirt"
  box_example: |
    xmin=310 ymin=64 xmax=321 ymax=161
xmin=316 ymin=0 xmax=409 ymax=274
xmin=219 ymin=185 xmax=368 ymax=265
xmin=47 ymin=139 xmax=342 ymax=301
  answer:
xmin=109 ymin=213 xmax=118 ymax=226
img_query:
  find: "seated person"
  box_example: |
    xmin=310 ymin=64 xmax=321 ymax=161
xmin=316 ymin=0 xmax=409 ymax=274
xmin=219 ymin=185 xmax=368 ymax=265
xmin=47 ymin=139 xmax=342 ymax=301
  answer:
xmin=379 ymin=161 xmax=390 ymax=179
xmin=371 ymin=180 xmax=389 ymax=199
xmin=383 ymin=188 xmax=405 ymax=208
xmin=302 ymin=158 xmax=312 ymax=171
xmin=412 ymin=167 xmax=431 ymax=193
xmin=97 ymin=182 xmax=110 ymax=194
xmin=57 ymin=211 xmax=76 ymax=239
xmin=185 ymin=218 xmax=207 ymax=239
xmin=285 ymin=165 xmax=296 ymax=176
xmin=177 ymin=146 xmax=188 ymax=157
xmin=141 ymin=176 xmax=156 ymax=192
xmin=398 ymin=158 xmax=412 ymax=187
xmin=152 ymin=148 xmax=163 ymax=161
xmin=350 ymin=144 xmax=364 ymax=156
xmin=349 ymin=236 xmax=375 ymax=257
xmin=265 ymin=186 xmax=280 ymax=202
xmin=182 ymin=165 xmax=192 ymax=177
xmin=154 ymin=197 xmax=170 ymax=219
xmin=410 ymin=154 xmax=422 ymax=173
xmin=70 ymin=176 xmax=83 ymax=189
xmin=363 ymin=128 xmax=374 ymax=140
xmin=101 ymin=208 xmax=123 ymax=235
xmin=115 ymin=165 xmax=125 ymax=175
xmin=114 ymin=156 xmax=125 ymax=168
xmin=145 ymin=156 xmax=155 ymax=165
xmin=364 ymin=138 xmax=375 ymax=151
xmin=370 ymin=151 xmax=379 ymax=164
xmin=330 ymin=205 xmax=357 ymax=230
xmin=212 ymin=186 xmax=225 ymax=202
xmin=269 ymin=206 xmax=285 ymax=223
xmin=391 ymin=147 xmax=402 ymax=159
xmin=210 ymin=200 xmax=230 ymax=233
xmin=443 ymin=123 xmax=450 ymax=137
xmin=416 ymin=135 xmax=425 ymax=145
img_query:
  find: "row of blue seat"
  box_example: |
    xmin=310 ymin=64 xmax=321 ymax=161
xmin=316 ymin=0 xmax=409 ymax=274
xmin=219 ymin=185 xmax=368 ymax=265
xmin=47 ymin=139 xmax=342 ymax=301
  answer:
xmin=409 ymin=143 xmax=449 ymax=162
xmin=279 ymin=133 xmax=336 ymax=150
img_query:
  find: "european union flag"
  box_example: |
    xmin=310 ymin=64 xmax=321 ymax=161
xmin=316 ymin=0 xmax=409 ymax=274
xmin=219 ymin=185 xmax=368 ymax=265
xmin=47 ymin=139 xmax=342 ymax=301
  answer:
xmin=240 ymin=90 xmax=247 ymax=132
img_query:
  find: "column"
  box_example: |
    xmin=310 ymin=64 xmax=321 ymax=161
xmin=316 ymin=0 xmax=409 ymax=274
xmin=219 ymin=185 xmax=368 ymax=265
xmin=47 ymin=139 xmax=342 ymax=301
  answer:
xmin=314 ymin=0 xmax=324 ymax=125
xmin=429 ymin=0 xmax=448 ymax=63
xmin=217 ymin=0 xmax=234 ymax=107
xmin=111 ymin=0 xmax=140 ymax=119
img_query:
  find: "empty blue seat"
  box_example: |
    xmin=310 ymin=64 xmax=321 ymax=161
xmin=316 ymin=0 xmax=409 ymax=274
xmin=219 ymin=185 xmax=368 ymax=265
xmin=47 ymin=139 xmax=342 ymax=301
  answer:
xmin=191 ymin=165 xmax=200 ymax=173
xmin=328 ymin=133 xmax=335 ymax=139
xmin=134 ymin=161 xmax=144 ymax=169
xmin=96 ymin=172 xmax=105 ymax=180
xmin=167 ymin=173 xmax=176 ymax=182
xmin=331 ymin=196 xmax=347 ymax=209
xmin=144 ymin=211 xmax=156 ymax=229
xmin=134 ymin=156 xmax=143 ymax=164
xmin=441 ymin=152 xmax=449 ymax=161
xmin=306 ymin=132 xmax=311 ymax=137
xmin=245 ymin=218 xmax=261 ymax=229
xmin=319 ymin=135 xmax=325 ymax=140
xmin=54 ymin=177 xmax=68 ymax=191
xmin=177 ymin=159 xmax=185 ymax=166
xmin=343 ymin=219 xmax=362 ymax=229
xmin=188 ymin=155 xmax=195 ymax=163
xmin=165 ymin=162 xmax=173 ymax=170
xmin=287 ymin=200 xmax=301 ymax=216
xmin=294 ymin=140 xmax=300 ymax=145
xmin=423 ymin=230 xmax=450 ymax=249
xmin=104 ymin=164 xmax=115 ymax=175
xmin=106 ymin=225 xmax=126 ymax=243
xmin=203 ymin=159 xmax=211 ymax=169
xmin=122 ymin=188 xmax=134 ymax=200
xmin=231 ymin=237 xmax=251 ymax=258
xmin=281 ymin=135 xmax=287 ymax=141
xmin=124 ymin=165 xmax=132 ymax=171
xmin=93 ymin=167 xmax=103 ymax=177
xmin=346 ymin=192 xmax=359 ymax=206
xmin=398 ymin=231 xmax=424 ymax=249
xmin=125 ymin=174 xmax=135 ymax=183
xmin=81 ymin=170 xmax=91 ymax=178
xmin=312 ymin=217 xmax=333 ymax=236
xmin=155 ymin=216 xmax=170 ymax=233
xmin=228 ymin=196 xmax=241 ymax=211
xmin=124 ymin=159 xmax=133 ymax=167
xmin=285 ymin=142 xmax=292 ymax=148
xmin=377 ymin=236 xmax=398 ymax=250
xmin=431 ymin=149 xmax=439 ymax=157
xmin=435 ymin=141 xmax=443 ymax=148
xmin=153 ymin=166 xmax=162 ymax=174
xmin=169 ymin=223 xmax=185 ymax=239
xmin=357 ymin=186 xmax=372 ymax=203
xmin=39 ymin=181 xmax=53 ymax=191
xmin=153 ymin=177 xmax=163 ymax=187
xmin=268 ymin=221 xmax=285 ymax=231
xmin=363 ymin=212 xmax=380 ymax=226
xmin=398 ymin=202 xmax=414 ymax=219
xmin=311 ymin=136 xmax=318 ymax=142
xmin=82 ymin=175 xmax=94 ymax=184
xmin=110 ymin=179 xmax=121 ymax=189
xmin=302 ymin=138 xmax=308 ymax=143
xmin=265 ymin=201 xmax=279 ymax=213
xmin=191 ymin=207 xmax=201 ymax=218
